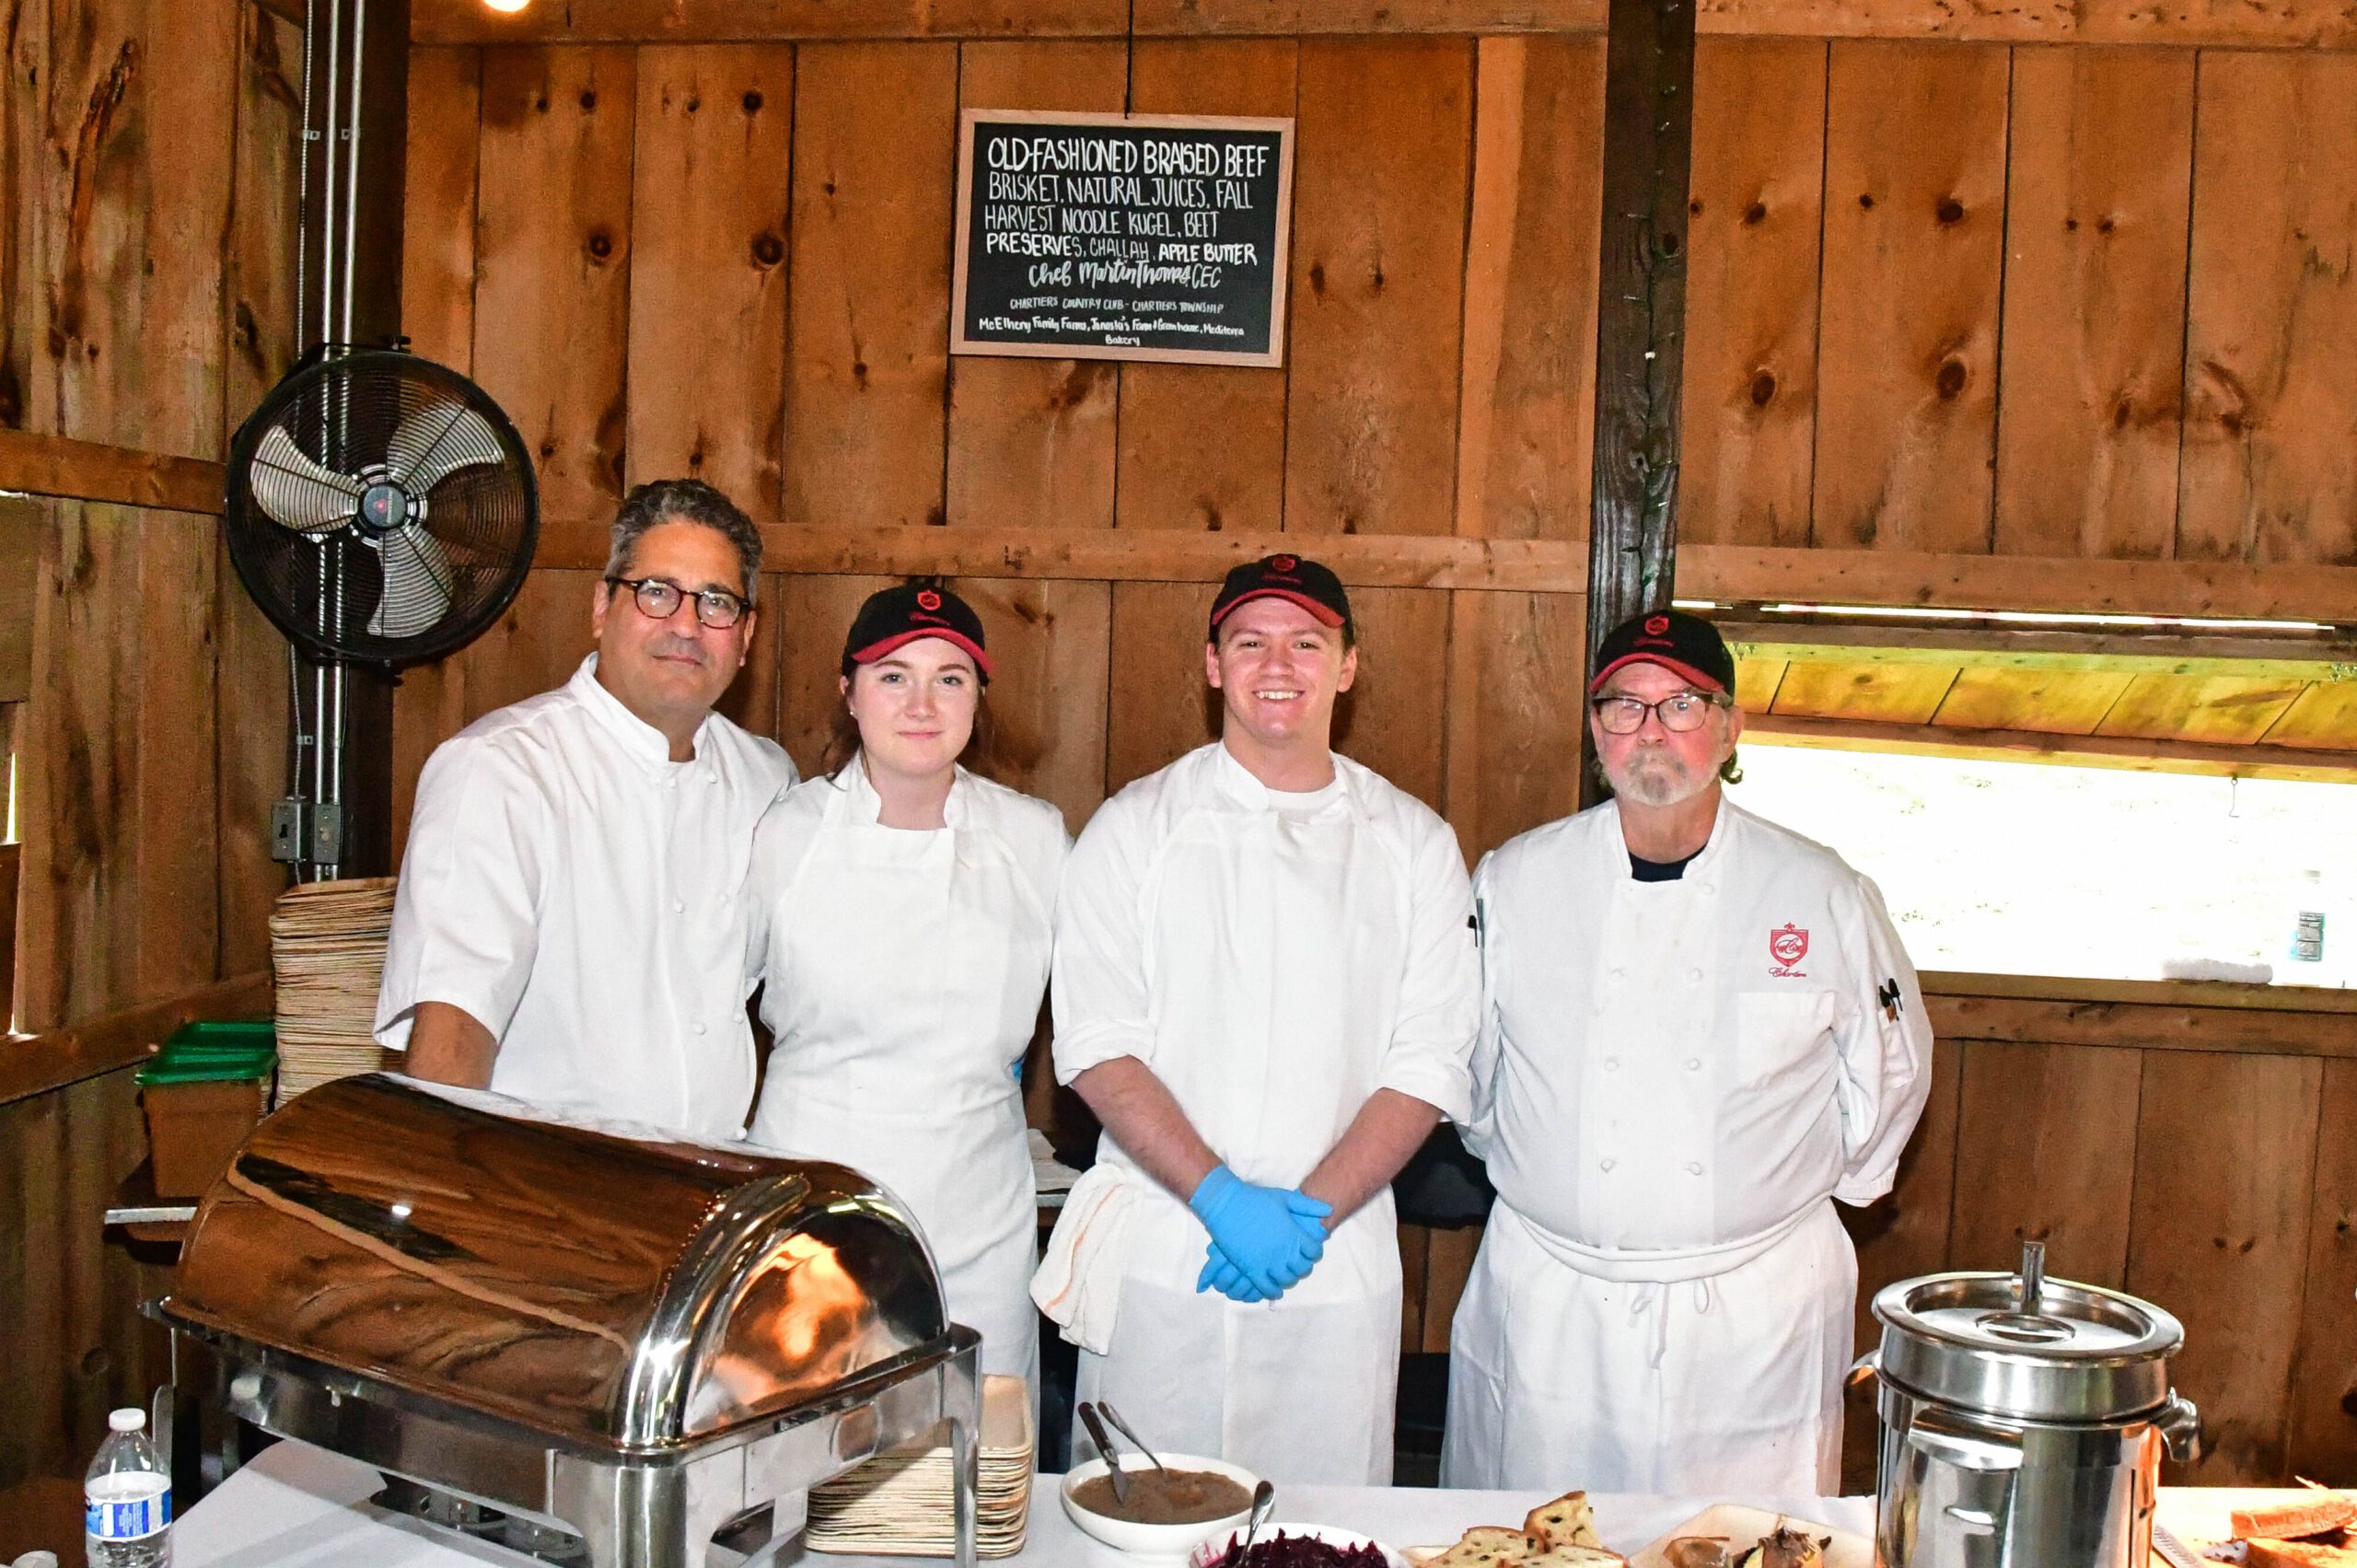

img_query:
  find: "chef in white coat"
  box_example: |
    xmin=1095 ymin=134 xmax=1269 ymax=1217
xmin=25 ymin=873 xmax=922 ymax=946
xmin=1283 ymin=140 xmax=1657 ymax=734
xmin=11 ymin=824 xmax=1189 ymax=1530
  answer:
xmin=1440 ymin=609 xmax=1933 ymax=1495
xmin=1038 ymin=553 xmax=1479 ymax=1485
xmin=377 ymin=480 xmax=797 ymax=1140
xmin=744 ymin=582 xmax=1067 ymax=1384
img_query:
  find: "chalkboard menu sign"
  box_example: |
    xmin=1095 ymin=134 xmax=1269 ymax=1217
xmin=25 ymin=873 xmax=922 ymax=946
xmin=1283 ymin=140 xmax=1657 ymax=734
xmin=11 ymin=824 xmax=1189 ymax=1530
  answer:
xmin=951 ymin=109 xmax=1296 ymax=368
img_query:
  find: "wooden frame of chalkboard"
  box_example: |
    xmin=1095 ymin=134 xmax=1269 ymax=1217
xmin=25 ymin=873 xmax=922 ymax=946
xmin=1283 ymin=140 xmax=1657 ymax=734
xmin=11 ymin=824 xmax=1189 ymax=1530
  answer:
xmin=950 ymin=108 xmax=1297 ymax=368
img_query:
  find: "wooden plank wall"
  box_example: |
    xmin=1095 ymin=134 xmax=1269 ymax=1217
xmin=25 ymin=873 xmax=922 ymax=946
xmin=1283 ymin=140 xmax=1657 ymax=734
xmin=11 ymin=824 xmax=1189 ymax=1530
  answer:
xmin=0 ymin=0 xmax=298 ymax=1544
xmin=389 ymin=30 xmax=1604 ymax=857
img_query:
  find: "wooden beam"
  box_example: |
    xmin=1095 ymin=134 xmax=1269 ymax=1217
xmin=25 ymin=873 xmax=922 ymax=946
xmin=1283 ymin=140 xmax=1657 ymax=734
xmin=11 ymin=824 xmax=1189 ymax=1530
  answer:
xmin=1745 ymin=710 xmax=2357 ymax=781
xmin=1715 ymin=617 xmax=2357 ymax=679
xmin=1924 ymin=969 xmax=2357 ymax=1016
xmin=0 ymin=971 xmax=274 ymax=1108
xmin=538 ymin=519 xmax=1597 ymax=592
xmin=1697 ymin=0 xmax=2357 ymax=51
xmin=0 ymin=842 xmax=17 ymax=1035
xmin=0 ymin=498 xmax=34 ymax=703
xmin=1679 ymin=542 xmax=2357 ymax=624
xmin=412 ymin=0 xmax=2357 ymax=46
xmin=1720 ymin=619 xmax=2357 ymax=680
xmin=412 ymin=0 xmax=1602 ymax=43
xmin=0 ymin=431 xmax=225 ymax=516
xmin=1925 ymin=991 xmax=2357 ymax=1060
xmin=1583 ymin=0 xmax=1694 ymax=655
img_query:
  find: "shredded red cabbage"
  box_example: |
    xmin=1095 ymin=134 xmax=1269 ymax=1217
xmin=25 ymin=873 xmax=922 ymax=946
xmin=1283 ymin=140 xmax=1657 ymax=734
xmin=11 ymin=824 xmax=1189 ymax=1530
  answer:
xmin=1203 ymin=1531 xmax=1389 ymax=1568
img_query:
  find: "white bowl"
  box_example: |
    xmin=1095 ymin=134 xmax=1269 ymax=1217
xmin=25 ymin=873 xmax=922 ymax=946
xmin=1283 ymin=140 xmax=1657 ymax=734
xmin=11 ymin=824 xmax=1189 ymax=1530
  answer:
xmin=1059 ymin=1452 xmax=1261 ymax=1558
xmin=1189 ymin=1524 xmax=1409 ymax=1568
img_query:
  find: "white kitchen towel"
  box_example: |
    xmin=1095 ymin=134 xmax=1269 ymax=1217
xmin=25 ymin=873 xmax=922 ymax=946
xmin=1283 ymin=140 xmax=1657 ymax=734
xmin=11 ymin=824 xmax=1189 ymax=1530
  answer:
xmin=1029 ymin=1161 xmax=1137 ymax=1354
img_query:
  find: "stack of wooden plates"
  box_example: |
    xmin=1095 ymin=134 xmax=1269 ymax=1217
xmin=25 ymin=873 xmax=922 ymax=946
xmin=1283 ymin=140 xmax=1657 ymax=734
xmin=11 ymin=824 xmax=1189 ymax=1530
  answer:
xmin=807 ymin=1374 xmax=1034 ymax=1558
xmin=270 ymin=877 xmax=398 ymax=1103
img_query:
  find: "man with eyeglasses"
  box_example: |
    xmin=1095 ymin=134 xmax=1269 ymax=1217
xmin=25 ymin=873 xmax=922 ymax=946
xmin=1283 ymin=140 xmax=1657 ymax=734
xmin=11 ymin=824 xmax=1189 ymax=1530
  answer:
xmin=1439 ymin=608 xmax=1932 ymax=1496
xmin=376 ymin=479 xmax=796 ymax=1139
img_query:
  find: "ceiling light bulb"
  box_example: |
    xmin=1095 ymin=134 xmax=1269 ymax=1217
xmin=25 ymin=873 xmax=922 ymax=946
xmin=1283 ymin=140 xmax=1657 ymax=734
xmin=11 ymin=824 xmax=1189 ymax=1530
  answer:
xmin=482 ymin=0 xmax=529 ymax=12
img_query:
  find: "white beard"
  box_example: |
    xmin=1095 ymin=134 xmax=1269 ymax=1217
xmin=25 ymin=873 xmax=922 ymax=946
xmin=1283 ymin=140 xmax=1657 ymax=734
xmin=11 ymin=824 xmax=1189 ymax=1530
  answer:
xmin=1606 ymin=746 xmax=1716 ymax=807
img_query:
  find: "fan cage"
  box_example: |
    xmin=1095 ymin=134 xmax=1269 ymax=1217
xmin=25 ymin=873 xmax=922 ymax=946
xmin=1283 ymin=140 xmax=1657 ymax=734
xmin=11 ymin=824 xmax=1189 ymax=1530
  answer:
xmin=226 ymin=350 xmax=540 ymax=667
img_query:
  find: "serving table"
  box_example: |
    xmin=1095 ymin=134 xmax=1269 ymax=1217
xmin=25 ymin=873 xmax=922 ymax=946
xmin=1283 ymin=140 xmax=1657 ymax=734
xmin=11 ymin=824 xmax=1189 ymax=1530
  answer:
xmin=176 ymin=1436 xmax=2316 ymax=1568
xmin=175 ymin=1437 xmax=1868 ymax=1567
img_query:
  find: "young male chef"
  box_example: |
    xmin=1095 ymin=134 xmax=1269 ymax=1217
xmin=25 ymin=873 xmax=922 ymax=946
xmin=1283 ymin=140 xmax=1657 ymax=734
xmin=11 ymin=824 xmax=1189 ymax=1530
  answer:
xmin=1037 ymin=553 xmax=1479 ymax=1485
xmin=375 ymin=479 xmax=797 ymax=1140
xmin=1440 ymin=609 xmax=1932 ymax=1494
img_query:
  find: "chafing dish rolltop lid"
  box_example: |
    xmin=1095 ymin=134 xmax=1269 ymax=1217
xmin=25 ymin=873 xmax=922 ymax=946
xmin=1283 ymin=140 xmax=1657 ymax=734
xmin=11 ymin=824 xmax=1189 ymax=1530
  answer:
xmin=156 ymin=1072 xmax=982 ymax=1568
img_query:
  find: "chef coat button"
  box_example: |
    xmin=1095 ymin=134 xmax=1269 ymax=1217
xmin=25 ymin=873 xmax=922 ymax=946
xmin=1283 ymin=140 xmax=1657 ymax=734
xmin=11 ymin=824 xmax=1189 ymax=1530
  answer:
xmin=672 ymin=897 xmax=686 ymax=913
xmin=693 ymin=1021 xmax=707 ymax=1035
xmin=1700 ymin=882 xmax=1716 ymax=895
xmin=1604 ymin=1057 xmax=1620 ymax=1072
xmin=1688 ymin=967 xmax=1703 ymax=981
xmin=1610 ymin=966 xmax=1626 ymax=981
xmin=1599 ymin=1158 xmax=1617 ymax=1173
xmin=1686 ymin=1161 xmax=1703 ymax=1176
xmin=1685 ymin=1058 xmax=1702 ymax=1072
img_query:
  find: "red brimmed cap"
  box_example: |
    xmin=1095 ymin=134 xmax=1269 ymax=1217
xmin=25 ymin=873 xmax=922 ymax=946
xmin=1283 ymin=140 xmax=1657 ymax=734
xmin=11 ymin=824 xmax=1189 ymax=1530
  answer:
xmin=843 ymin=581 xmax=993 ymax=682
xmin=1587 ymin=609 xmax=1735 ymax=694
xmin=1208 ymin=553 xmax=1352 ymax=641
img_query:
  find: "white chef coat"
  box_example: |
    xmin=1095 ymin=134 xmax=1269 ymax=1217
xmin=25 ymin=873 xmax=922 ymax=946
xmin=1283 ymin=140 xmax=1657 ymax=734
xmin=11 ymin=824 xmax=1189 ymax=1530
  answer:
xmin=743 ymin=756 xmax=1067 ymax=1384
xmin=377 ymin=654 xmax=797 ymax=1142
xmin=1048 ymin=742 xmax=1479 ymax=1485
xmin=1440 ymin=796 xmax=1931 ymax=1495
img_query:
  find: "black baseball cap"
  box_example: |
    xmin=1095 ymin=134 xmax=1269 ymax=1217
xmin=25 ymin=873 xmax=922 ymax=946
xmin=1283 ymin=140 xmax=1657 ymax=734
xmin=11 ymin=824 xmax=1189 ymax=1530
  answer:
xmin=842 ymin=581 xmax=993 ymax=682
xmin=1208 ymin=553 xmax=1353 ymax=641
xmin=1588 ymin=609 xmax=1735 ymax=695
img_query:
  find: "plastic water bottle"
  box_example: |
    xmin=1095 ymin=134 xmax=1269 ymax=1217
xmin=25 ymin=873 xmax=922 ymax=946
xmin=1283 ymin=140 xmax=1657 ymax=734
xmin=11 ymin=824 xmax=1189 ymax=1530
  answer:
xmin=2285 ymin=868 xmax=2329 ymax=981
xmin=85 ymin=1407 xmax=170 ymax=1567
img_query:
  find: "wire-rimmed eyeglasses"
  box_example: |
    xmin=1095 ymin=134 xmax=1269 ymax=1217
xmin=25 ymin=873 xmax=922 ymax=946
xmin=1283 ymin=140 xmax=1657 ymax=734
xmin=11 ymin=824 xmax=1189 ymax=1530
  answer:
xmin=1589 ymin=691 xmax=1726 ymax=735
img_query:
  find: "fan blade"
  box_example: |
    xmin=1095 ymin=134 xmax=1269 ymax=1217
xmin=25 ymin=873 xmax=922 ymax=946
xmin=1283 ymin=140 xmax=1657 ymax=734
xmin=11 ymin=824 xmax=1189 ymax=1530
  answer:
xmin=368 ymin=524 xmax=457 ymax=640
xmin=386 ymin=400 xmax=505 ymax=495
xmin=250 ymin=426 xmax=362 ymax=533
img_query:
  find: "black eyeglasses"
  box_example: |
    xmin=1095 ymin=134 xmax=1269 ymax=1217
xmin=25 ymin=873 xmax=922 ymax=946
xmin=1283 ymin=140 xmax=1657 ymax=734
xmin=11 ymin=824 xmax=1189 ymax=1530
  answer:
xmin=1590 ymin=691 xmax=1725 ymax=735
xmin=606 ymin=575 xmax=749 ymax=630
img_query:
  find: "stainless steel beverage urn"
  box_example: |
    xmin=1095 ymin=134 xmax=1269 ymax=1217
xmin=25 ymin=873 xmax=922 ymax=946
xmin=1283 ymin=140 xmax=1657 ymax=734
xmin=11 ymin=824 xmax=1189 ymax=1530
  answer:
xmin=1855 ymin=1241 xmax=2201 ymax=1568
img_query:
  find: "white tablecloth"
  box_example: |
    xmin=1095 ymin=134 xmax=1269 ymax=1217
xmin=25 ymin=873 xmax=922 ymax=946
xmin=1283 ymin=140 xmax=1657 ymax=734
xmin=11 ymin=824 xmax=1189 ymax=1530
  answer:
xmin=176 ymin=1440 xmax=1875 ymax=1568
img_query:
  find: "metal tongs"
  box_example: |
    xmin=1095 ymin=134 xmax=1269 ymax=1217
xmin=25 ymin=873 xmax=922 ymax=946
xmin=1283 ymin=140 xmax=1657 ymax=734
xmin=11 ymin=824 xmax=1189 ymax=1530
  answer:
xmin=1076 ymin=1402 xmax=1136 ymax=1504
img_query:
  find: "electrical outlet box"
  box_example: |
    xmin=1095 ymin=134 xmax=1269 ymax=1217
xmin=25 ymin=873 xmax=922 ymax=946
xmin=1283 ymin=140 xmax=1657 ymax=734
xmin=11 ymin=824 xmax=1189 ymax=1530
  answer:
xmin=271 ymin=800 xmax=308 ymax=864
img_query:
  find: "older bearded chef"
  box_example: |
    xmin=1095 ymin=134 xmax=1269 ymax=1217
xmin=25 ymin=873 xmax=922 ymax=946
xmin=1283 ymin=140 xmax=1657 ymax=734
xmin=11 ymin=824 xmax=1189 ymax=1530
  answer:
xmin=1037 ymin=554 xmax=1479 ymax=1485
xmin=1440 ymin=610 xmax=1933 ymax=1495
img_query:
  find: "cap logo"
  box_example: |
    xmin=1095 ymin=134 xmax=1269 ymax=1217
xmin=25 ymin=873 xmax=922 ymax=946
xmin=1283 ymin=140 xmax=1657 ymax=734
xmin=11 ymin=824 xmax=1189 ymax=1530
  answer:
xmin=1270 ymin=554 xmax=1297 ymax=573
xmin=916 ymin=588 xmax=943 ymax=611
xmin=1644 ymin=614 xmax=1671 ymax=635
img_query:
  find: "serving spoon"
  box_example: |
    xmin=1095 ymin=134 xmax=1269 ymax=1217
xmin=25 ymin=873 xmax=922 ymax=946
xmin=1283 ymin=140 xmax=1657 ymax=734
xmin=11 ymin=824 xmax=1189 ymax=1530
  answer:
xmin=1236 ymin=1481 xmax=1277 ymax=1562
xmin=1098 ymin=1402 xmax=1169 ymax=1476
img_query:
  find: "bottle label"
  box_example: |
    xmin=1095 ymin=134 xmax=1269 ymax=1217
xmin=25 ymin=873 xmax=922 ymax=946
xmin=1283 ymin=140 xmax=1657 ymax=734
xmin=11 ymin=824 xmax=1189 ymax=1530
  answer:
xmin=2295 ymin=912 xmax=2327 ymax=963
xmin=86 ymin=1476 xmax=170 ymax=1540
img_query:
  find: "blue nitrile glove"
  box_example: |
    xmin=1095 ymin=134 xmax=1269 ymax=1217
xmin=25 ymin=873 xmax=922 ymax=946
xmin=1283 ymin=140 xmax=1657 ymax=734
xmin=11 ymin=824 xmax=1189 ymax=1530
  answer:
xmin=1188 ymin=1166 xmax=1332 ymax=1298
xmin=1198 ymin=1241 xmax=1273 ymax=1302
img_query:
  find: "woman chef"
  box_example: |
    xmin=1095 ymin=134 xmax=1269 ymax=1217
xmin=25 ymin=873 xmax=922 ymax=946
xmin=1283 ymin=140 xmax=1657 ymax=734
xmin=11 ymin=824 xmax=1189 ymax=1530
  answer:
xmin=744 ymin=581 xmax=1069 ymax=1382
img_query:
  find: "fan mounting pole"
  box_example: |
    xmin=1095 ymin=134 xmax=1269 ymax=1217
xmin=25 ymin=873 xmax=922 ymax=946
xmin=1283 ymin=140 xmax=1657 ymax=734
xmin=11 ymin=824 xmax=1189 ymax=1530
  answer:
xmin=280 ymin=0 xmax=409 ymax=881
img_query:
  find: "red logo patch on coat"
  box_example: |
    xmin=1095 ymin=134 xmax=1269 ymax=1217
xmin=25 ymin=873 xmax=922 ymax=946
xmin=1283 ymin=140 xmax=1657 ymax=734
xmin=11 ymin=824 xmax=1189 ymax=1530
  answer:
xmin=1770 ymin=923 xmax=1810 ymax=970
xmin=916 ymin=588 xmax=943 ymax=610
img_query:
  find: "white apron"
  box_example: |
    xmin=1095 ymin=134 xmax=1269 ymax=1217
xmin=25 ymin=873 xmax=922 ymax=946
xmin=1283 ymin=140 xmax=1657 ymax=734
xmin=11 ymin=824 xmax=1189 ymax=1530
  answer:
xmin=1049 ymin=745 xmax=1480 ymax=1486
xmin=1440 ymin=800 xmax=1930 ymax=1495
xmin=746 ymin=761 xmax=1063 ymax=1384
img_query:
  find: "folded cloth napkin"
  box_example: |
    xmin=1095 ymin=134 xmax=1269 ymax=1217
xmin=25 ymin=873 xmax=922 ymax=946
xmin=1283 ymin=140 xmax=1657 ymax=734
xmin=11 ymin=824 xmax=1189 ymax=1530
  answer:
xmin=1030 ymin=1161 xmax=1137 ymax=1354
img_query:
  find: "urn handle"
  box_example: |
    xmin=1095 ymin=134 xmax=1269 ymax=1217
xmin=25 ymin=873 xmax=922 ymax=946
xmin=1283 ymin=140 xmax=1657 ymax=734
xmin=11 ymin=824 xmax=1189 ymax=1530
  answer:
xmin=2155 ymin=1390 xmax=2204 ymax=1465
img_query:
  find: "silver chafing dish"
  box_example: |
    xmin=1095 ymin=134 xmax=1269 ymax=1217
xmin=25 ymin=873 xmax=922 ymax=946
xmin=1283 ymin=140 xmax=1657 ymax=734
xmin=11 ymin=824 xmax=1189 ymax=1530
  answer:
xmin=155 ymin=1072 xmax=980 ymax=1568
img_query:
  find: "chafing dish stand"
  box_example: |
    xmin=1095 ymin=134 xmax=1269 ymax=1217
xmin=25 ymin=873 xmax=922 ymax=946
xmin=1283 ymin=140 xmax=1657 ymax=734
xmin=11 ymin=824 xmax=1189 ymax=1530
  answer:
xmin=151 ymin=1073 xmax=981 ymax=1568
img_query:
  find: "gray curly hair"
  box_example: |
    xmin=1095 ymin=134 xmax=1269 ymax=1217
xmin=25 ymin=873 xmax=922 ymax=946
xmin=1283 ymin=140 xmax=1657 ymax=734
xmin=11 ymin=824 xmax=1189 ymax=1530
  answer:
xmin=605 ymin=479 xmax=763 ymax=606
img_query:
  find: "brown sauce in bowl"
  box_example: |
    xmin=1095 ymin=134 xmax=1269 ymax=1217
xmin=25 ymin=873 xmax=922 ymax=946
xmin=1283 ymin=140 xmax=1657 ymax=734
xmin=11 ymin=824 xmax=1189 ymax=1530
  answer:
xmin=1070 ymin=1467 xmax=1251 ymax=1524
